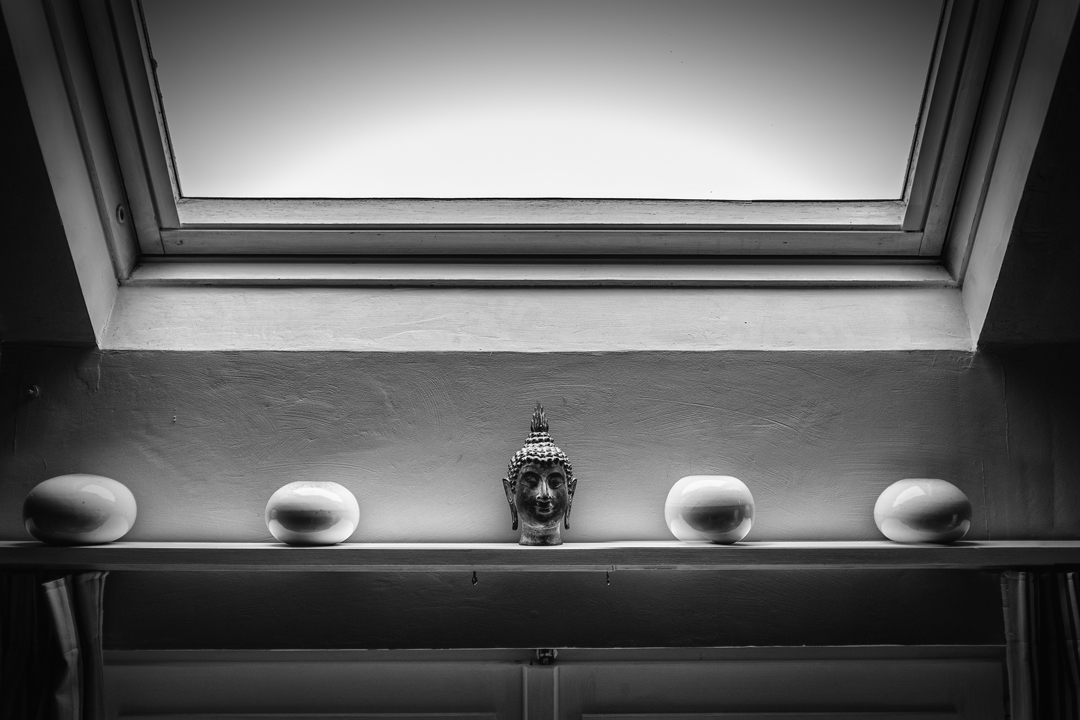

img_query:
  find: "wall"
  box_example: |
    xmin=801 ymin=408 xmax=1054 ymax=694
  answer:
xmin=981 ymin=6 xmax=1080 ymax=343
xmin=0 ymin=9 xmax=97 ymax=344
xmin=4 ymin=347 xmax=1080 ymax=544
xmin=2 ymin=344 xmax=1076 ymax=649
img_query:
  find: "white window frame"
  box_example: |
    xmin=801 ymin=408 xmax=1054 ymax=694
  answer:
xmin=70 ymin=0 xmax=1011 ymax=266
xmin=3 ymin=0 xmax=1073 ymax=354
xmin=6 ymin=0 xmax=1071 ymax=360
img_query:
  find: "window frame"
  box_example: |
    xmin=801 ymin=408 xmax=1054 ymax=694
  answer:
xmin=3 ymin=0 xmax=1071 ymax=351
xmin=76 ymin=0 xmax=1007 ymax=262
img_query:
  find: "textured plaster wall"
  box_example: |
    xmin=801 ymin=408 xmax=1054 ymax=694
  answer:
xmin=2 ymin=344 xmax=1076 ymax=649
xmin=2 ymin=346 xmax=1078 ymax=543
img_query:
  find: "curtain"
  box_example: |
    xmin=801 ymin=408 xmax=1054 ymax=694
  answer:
xmin=1002 ymin=570 xmax=1080 ymax=720
xmin=0 ymin=572 xmax=108 ymax=720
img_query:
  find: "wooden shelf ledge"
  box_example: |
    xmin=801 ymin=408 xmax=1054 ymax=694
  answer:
xmin=0 ymin=540 xmax=1078 ymax=572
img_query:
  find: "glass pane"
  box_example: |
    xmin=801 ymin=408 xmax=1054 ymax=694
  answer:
xmin=142 ymin=0 xmax=942 ymax=200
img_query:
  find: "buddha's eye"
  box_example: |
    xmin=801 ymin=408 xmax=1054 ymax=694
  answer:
xmin=520 ymin=472 xmax=540 ymax=486
xmin=547 ymin=474 xmax=564 ymax=488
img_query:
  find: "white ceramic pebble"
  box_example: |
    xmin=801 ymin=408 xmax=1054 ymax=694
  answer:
xmin=665 ymin=475 xmax=754 ymax=544
xmin=874 ymin=478 xmax=971 ymax=543
xmin=265 ymin=481 xmax=359 ymax=546
xmin=24 ymin=474 xmax=137 ymax=545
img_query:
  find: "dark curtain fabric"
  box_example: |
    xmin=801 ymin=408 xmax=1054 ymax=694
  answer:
xmin=0 ymin=572 xmax=108 ymax=720
xmin=1002 ymin=570 xmax=1080 ymax=720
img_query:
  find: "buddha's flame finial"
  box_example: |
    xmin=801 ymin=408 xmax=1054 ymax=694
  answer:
xmin=530 ymin=403 xmax=548 ymax=433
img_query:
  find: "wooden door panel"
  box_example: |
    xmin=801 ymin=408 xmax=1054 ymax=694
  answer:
xmin=108 ymin=661 xmax=523 ymax=720
xmin=106 ymin=650 xmax=1002 ymax=720
xmin=556 ymin=659 xmax=1001 ymax=720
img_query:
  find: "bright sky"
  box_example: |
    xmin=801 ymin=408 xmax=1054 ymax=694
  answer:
xmin=142 ymin=0 xmax=942 ymax=200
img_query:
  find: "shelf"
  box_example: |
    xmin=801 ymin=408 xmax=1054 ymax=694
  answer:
xmin=1 ymin=540 xmax=1079 ymax=572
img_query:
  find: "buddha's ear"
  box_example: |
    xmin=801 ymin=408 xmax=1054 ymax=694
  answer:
xmin=564 ymin=477 xmax=578 ymax=530
xmin=502 ymin=477 xmax=518 ymax=531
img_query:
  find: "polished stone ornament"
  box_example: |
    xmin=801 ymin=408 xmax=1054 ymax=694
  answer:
xmin=265 ymin=481 xmax=360 ymax=545
xmin=502 ymin=405 xmax=578 ymax=546
xmin=24 ymin=474 xmax=137 ymax=545
xmin=665 ymin=475 xmax=755 ymax=544
xmin=874 ymin=478 xmax=971 ymax=543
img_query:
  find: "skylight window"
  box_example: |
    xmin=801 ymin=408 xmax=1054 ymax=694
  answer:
xmin=141 ymin=0 xmax=942 ymax=201
xmin=58 ymin=0 xmax=1003 ymax=257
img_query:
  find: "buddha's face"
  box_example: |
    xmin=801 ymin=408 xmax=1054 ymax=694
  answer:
xmin=503 ymin=460 xmax=575 ymax=544
xmin=515 ymin=461 xmax=569 ymax=529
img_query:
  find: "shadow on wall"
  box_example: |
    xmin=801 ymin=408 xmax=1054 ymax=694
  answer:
xmin=1 ymin=344 xmax=1079 ymax=542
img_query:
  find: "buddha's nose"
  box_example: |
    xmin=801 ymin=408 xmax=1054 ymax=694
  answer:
xmin=537 ymin=481 xmax=552 ymax=500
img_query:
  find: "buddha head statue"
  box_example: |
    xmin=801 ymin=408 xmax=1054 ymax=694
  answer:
xmin=502 ymin=404 xmax=578 ymax=546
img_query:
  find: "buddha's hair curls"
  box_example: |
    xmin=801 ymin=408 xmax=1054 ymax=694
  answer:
xmin=505 ymin=405 xmax=576 ymax=482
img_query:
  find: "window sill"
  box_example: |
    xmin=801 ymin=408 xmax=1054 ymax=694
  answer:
xmin=104 ymin=263 xmax=972 ymax=352
xmin=0 ymin=540 xmax=1075 ymax=572
xmin=127 ymin=261 xmax=955 ymax=288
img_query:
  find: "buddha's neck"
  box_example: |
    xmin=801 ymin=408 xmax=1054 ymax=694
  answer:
xmin=519 ymin=525 xmax=562 ymax=546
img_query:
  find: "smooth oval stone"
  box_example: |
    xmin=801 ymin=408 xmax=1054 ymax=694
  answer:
xmin=874 ymin=478 xmax=972 ymax=543
xmin=23 ymin=474 xmax=137 ymax=545
xmin=265 ymin=481 xmax=359 ymax=546
xmin=665 ymin=475 xmax=755 ymax=544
